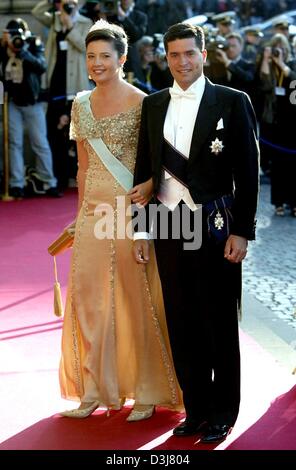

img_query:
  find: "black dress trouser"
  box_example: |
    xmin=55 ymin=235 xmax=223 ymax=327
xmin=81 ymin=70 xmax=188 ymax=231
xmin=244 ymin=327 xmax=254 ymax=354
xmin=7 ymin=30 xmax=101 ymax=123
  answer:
xmin=153 ymin=203 xmax=241 ymax=426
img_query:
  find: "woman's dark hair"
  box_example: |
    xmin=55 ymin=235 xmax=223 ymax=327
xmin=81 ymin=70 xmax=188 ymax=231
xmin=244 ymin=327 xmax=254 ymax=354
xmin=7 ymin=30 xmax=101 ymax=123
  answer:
xmin=163 ymin=22 xmax=205 ymax=53
xmin=85 ymin=20 xmax=128 ymax=57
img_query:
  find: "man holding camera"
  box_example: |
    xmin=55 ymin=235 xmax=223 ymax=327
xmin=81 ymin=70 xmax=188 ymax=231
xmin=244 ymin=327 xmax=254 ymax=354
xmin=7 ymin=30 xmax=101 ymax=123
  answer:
xmin=214 ymin=32 xmax=255 ymax=95
xmin=32 ymin=0 xmax=92 ymax=191
xmin=0 ymin=18 xmax=59 ymax=199
xmin=91 ymin=1 xmax=148 ymax=79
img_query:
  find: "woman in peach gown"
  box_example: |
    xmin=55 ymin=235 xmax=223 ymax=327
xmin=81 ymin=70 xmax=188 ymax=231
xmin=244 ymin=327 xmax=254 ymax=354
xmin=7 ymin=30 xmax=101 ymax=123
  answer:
xmin=59 ymin=20 xmax=182 ymax=421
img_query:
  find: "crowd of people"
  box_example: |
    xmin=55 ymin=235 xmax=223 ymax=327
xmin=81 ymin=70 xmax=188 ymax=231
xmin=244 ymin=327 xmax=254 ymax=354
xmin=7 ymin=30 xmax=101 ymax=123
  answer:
xmin=0 ymin=0 xmax=295 ymax=213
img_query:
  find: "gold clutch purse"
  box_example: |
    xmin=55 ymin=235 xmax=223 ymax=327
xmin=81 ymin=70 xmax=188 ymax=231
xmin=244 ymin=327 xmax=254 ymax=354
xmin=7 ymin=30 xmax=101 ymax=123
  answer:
xmin=48 ymin=222 xmax=75 ymax=256
xmin=48 ymin=221 xmax=75 ymax=317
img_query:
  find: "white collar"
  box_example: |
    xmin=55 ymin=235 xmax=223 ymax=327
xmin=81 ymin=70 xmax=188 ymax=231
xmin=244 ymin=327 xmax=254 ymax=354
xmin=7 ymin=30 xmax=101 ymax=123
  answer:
xmin=172 ymin=74 xmax=206 ymax=95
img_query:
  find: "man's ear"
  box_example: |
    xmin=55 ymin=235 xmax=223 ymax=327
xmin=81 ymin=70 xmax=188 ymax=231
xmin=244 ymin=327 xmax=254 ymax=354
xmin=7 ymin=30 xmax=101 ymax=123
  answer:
xmin=202 ymin=49 xmax=207 ymax=63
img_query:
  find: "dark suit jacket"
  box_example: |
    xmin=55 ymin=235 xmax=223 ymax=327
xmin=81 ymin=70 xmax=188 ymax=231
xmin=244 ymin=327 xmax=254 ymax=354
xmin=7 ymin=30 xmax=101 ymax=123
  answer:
xmin=134 ymin=78 xmax=260 ymax=240
xmin=224 ymin=58 xmax=255 ymax=95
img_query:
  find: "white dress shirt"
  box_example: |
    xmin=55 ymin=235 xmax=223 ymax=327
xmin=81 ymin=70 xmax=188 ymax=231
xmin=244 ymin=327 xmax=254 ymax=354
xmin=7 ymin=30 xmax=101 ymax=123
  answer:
xmin=134 ymin=75 xmax=205 ymax=240
xmin=157 ymin=74 xmax=206 ymax=211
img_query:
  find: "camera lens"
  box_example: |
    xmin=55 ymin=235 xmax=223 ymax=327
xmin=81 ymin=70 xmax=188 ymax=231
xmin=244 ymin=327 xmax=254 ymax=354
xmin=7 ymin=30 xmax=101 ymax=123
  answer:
xmin=11 ymin=35 xmax=24 ymax=50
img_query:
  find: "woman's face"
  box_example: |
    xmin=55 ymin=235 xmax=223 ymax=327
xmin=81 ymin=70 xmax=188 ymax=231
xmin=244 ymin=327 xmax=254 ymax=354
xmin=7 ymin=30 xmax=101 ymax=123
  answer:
xmin=86 ymin=40 xmax=125 ymax=85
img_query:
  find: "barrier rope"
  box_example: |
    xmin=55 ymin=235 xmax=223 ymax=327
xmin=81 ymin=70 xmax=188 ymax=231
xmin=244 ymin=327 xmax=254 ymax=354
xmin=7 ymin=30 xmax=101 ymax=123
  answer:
xmin=260 ymin=137 xmax=296 ymax=155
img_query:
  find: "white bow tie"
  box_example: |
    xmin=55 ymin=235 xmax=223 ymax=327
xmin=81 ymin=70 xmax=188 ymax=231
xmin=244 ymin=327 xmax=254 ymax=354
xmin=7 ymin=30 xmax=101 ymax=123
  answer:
xmin=169 ymin=87 xmax=197 ymax=100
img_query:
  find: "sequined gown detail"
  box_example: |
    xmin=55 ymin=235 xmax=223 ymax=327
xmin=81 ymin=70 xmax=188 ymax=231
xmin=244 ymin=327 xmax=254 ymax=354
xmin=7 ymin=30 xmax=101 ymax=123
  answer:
xmin=59 ymin=90 xmax=182 ymax=409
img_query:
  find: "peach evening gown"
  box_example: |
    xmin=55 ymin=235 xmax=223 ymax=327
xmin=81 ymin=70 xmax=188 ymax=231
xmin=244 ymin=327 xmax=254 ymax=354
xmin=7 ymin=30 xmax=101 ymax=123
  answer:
xmin=59 ymin=90 xmax=182 ymax=411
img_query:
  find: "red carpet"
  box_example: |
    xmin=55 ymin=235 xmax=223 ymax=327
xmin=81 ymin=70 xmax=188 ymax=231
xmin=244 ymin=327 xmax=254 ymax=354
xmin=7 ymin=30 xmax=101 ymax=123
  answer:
xmin=0 ymin=191 xmax=295 ymax=450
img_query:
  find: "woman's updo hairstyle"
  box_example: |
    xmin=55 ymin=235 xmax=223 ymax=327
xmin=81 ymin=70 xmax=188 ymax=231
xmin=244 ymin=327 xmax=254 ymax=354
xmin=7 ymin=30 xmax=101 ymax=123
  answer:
xmin=85 ymin=19 xmax=128 ymax=57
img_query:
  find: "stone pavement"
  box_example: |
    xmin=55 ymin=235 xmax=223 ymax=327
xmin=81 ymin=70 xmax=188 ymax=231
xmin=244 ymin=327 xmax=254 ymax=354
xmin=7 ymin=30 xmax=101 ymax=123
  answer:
xmin=241 ymin=181 xmax=296 ymax=372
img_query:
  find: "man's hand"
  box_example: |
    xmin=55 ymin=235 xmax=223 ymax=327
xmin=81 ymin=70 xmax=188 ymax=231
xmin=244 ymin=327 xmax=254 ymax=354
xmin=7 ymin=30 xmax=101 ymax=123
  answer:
xmin=2 ymin=30 xmax=10 ymax=47
xmin=60 ymin=9 xmax=74 ymax=30
xmin=224 ymin=235 xmax=248 ymax=263
xmin=215 ymin=49 xmax=231 ymax=67
xmin=133 ymin=239 xmax=150 ymax=264
xmin=128 ymin=177 xmax=153 ymax=206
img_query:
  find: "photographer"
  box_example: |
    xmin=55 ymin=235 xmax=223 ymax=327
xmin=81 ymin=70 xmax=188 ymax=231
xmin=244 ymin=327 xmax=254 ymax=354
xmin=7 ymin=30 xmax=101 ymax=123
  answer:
xmin=213 ymin=32 xmax=255 ymax=94
xmin=32 ymin=0 xmax=93 ymax=191
xmin=135 ymin=34 xmax=172 ymax=93
xmin=257 ymin=33 xmax=296 ymax=217
xmin=86 ymin=1 xmax=148 ymax=78
xmin=0 ymin=18 xmax=59 ymax=199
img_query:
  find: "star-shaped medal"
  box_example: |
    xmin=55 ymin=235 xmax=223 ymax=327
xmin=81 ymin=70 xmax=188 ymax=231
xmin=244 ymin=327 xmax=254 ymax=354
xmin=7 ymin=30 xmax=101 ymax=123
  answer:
xmin=210 ymin=138 xmax=224 ymax=155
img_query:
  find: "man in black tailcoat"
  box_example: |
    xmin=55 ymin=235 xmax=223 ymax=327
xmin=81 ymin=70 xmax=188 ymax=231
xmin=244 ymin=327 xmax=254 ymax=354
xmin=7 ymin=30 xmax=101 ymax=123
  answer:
xmin=132 ymin=22 xmax=259 ymax=443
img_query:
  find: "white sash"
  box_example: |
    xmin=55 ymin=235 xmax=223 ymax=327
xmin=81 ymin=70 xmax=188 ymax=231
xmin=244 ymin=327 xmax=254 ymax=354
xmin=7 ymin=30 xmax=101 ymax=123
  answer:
xmin=88 ymin=137 xmax=133 ymax=192
xmin=75 ymin=90 xmax=133 ymax=192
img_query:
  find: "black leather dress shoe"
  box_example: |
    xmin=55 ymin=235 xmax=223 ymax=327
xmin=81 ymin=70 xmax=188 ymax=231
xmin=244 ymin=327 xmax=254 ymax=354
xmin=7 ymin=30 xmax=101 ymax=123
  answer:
xmin=173 ymin=419 xmax=207 ymax=437
xmin=10 ymin=187 xmax=25 ymax=199
xmin=200 ymin=424 xmax=232 ymax=443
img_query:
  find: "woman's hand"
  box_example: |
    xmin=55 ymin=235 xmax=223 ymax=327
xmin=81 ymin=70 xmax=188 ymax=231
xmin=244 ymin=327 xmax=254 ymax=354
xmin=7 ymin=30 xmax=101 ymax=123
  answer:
xmin=64 ymin=220 xmax=76 ymax=235
xmin=128 ymin=178 xmax=153 ymax=207
xmin=263 ymin=46 xmax=272 ymax=62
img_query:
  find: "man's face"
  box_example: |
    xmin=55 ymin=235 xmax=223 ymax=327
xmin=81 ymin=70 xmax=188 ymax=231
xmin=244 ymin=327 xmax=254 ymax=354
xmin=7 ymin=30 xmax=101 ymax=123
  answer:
xmin=226 ymin=37 xmax=243 ymax=61
xmin=166 ymin=37 xmax=206 ymax=90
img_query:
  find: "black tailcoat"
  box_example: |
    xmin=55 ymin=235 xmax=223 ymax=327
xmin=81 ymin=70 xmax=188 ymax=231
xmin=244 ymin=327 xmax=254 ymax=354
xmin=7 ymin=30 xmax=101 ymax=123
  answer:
xmin=134 ymin=78 xmax=259 ymax=425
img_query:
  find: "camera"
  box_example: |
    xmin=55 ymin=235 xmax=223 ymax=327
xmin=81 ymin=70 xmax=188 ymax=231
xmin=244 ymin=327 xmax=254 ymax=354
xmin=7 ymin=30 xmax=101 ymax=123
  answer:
xmin=207 ymin=35 xmax=229 ymax=53
xmin=11 ymin=34 xmax=25 ymax=50
xmin=62 ymin=2 xmax=77 ymax=15
xmin=152 ymin=33 xmax=166 ymax=61
xmin=5 ymin=28 xmax=26 ymax=51
xmin=206 ymin=34 xmax=228 ymax=64
xmin=271 ymin=47 xmax=281 ymax=58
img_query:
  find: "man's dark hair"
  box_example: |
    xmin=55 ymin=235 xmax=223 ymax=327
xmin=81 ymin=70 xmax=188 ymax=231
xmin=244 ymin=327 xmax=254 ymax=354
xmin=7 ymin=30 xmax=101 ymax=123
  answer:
xmin=163 ymin=22 xmax=205 ymax=53
xmin=85 ymin=20 xmax=128 ymax=57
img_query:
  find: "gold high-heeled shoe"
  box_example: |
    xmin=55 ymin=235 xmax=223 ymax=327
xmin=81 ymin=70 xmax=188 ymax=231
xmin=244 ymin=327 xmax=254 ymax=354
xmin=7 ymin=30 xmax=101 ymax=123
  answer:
xmin=60 ymin=400 xmax=100 ymax=418
xmin=126 ymin=404 xmax=155 ymax=422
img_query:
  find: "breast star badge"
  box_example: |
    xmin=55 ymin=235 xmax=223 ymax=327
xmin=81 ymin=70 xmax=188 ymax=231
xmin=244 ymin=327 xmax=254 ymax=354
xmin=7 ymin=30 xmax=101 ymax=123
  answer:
xmin=210 ymin=138 xmax=224 ymax=155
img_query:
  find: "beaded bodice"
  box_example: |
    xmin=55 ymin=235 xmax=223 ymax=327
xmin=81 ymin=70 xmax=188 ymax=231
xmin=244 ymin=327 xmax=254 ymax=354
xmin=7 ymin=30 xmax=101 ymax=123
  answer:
xmin=70 ymin=90 xmax=142 ymax=174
